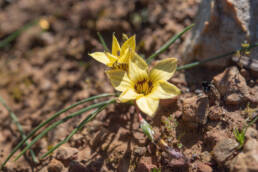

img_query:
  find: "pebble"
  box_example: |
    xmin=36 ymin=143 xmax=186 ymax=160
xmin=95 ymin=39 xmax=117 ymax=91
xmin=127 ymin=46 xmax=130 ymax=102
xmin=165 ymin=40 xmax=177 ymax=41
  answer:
xmin=212 ymin=138 xmax=238 ymax=163
xmin=48 ymin=159 xmax=64 ymax=172
xmin=55 ymin=146 xmax=78 ymax=162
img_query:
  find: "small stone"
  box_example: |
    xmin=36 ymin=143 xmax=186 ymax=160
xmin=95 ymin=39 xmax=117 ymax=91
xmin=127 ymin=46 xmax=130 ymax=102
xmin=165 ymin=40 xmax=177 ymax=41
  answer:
xmin=181 ymin=95 xmax=209 ymax=127
xmin=134 ymin=147 xmax=147 ymax=156
xmin=213 ymin=138 xmax=239 ymax=163
xmin=69 ymin=160 xmax=87 ymax=172
xmin=243 ymin=139 xmax=258 ymax=153
xmin=196 ymin=161 xmax=212 ymax=172
xmin=136 ymin=157 xmax=157 ymax=172
xmin=208 ymin=105 xmax=224 ymax=121
xmin=245 ymin=127 xmax=258 ymax=140
xmin=205 ymin=130 xmax=227 ymax=146
xmin=77 ymin=147 xmax=91 ymax=162
xmin=168 ymin=158 xmax=188 ymax=168
xmin=225 ymin=93 xmax=243 ymax=105
xmin=229 ymin=140 xmax=258 ymax=172
xmin=213 ymin=67 xmax=250 ymax=105
xmin=200 ymin=151 xmax=212 ymax=163
xmin=48 ymin=159 xmax=64 ymax=172
xmin=55 ymin=146 xmax=78 ymax=162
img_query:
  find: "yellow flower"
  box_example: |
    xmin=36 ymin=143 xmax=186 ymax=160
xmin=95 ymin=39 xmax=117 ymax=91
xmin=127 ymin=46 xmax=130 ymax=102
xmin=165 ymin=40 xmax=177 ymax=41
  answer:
xmin=89 ymin=34 xmax=135 ymax=70
xmin=106 ymin=53 xmax=180 ymax=116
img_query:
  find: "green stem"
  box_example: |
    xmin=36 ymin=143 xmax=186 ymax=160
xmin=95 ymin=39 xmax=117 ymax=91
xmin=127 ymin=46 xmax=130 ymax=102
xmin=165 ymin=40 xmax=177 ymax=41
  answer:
xmin=146 ymin=24 xmax=195 ymax=64
xmin=40 ymin=99 xmax=115 ymax=159
xmin=0 ymin=96 xmax=38 ymax=166
xmin=176 ymin=43 xmax=258 ymax=71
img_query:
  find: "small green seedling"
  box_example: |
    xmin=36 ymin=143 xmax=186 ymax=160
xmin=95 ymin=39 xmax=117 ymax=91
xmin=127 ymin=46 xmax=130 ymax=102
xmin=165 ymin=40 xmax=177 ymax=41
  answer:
xmin=234 ymin=114 xmax=258 ymax=149
xmin=151 ymin=167 xmax=161 ymax=172
xmin=233 ymin=128 xmax=246 ymax=149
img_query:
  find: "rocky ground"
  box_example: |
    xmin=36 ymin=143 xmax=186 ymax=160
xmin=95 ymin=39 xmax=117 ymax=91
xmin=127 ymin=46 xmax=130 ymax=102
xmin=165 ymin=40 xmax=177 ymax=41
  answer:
xmin=0 ymin=0 xmax=257 ymax=171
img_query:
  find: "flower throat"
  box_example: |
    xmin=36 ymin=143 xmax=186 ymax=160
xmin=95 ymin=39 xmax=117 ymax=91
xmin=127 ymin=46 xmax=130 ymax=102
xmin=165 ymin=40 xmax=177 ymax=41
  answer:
xmin=134 ymin=78 xmax=153 ymax=95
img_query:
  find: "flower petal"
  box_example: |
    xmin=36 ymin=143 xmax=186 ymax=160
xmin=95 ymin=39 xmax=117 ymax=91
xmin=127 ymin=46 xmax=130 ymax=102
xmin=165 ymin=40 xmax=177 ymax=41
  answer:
xmin=128 ymin=53 xmax=148 ymax=82
xmin=121 ymin=35 xmax=136 ymax=55
xmin=89 ymin=52 xmax=114 ymax=65
xmin=149 ymin=80 xmax=180 ymax=99
xmin=136 ymin=96 xmax=159 ymax=117
xmin=106 ymin=69 xmax=132 ymax=92
xmin=112 ymin=34 xmax=121 ymax=56
xmin=105 ymin=52 xmax=118 ymax=67
xmin=150 ymin=58 xmax=177 ymax=82
xmin=117 ymin=48 xmax=131 ymax=64
xmin=119 ymin=88 xmax=140 ymax=102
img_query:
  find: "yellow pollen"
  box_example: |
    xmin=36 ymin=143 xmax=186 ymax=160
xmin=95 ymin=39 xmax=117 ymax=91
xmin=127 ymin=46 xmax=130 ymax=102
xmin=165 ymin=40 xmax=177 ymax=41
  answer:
xmin=134 ymin=78 xmax=153 ymax=95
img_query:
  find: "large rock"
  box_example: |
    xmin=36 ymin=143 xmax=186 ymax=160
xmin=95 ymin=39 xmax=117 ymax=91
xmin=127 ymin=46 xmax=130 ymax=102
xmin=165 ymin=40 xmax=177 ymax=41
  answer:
xmin=213 ymin=66 xmax=256 ymax=105
xmin=212 ymin=138 xmax=239 ymax=163
xmin=228 ymin=138 xmax=258 ymax=172
xmin=182 ymin=0 xmax=258 ymax=70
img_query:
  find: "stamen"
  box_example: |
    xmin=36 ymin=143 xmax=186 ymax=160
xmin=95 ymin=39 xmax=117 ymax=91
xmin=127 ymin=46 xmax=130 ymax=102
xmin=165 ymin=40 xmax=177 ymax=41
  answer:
xmin=112 ymin=62 xmax=128 ymax=71
xmin=134 ymin=79 xmax=153 ymax=95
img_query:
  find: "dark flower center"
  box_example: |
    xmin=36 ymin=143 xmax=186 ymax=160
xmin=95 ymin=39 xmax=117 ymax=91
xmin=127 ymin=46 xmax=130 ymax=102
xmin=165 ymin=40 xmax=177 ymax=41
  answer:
xmin=134 ymin=78 xmax=153 ymax=95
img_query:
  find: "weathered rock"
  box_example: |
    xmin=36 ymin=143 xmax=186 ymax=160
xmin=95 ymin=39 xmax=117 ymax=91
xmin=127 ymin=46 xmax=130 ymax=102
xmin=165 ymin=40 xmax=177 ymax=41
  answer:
xmin=69 ymin=160 xmax=87 ymax=172
xmin=228 ymin=138 xmax=258 ymax=172
xmin=213 ymin=66 xmax=252 ymax=105
xmin=48 ymin=159 xmax=64 ymax=172
xmin=245 ymin=127 xmax=258 ymax=140
xmin=134 ymin=146 xmax=147 ymax=156
xmin=196 ymin=161 xmax=212 ymax=172
xmin=205 ymin=130 xmax=227 ymax=147
xmin=243 ymin=138 xmax=257 ymax=153
xmin=212 ymin=138 xmax=239 ymax=163
xmin=136 ymin=157 xmax=157 ymax=172
xmin=200 ymin=151 xmax=212 ymax=163
xmin=55 ymin=146 xmax=78 ymax=162
xmin=208 ymin=105 xmax=225 ymax=121
xmin=181 ymin=95 xmax=209 ymax=127
xmin=182 ymin=0 xmax=258 ymax=70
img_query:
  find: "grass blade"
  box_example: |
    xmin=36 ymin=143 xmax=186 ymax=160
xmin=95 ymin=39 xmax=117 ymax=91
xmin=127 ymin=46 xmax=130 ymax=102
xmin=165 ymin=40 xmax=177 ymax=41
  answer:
xmin=14 ymin=99 xmax=115 ymax=161
xmin=0 ymin=96 xmax=38 ymax=168
xmin=0 ymin=20 xmax=38 ymax=48
xmin=97 ymin=32 xmax=109 ymax=52
xmin=146 ymin=24 xmax=195 ymax=64
xmin=40 ymin=99 xmax=115 ymax=159
xmin=1 ymin=93 xmax=113 ymax=168
xmin=176 ymin=43 xmax=258 ymax=71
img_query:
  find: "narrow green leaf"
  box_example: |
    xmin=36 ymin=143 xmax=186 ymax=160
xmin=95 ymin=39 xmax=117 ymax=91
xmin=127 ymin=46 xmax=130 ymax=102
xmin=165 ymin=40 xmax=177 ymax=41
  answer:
xmin=0 ymin=96 xmax=38 ymax=169
xmin=147 ymin=24 xmax=195 ymax=64
xmin=1 ymin=93 xmax=113 ymax=166
xmin=40 ymin=100 xmax=115 ymax=159
xmin=97 ymin=32 xmax=109 ymax=52
xmin=0 ymin=20 xmax=38 ymax=48
xmin=14 ymin=99 xmax=115 ymax=161
xmin=176 ymin=43 xmax=258 ymax=71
